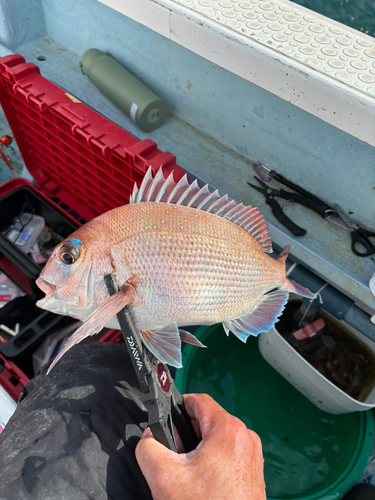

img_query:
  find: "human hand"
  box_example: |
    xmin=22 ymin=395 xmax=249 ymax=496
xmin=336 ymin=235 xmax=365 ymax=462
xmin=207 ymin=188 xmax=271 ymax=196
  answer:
xmin=135 ymin=393 xmax=266 ymax=500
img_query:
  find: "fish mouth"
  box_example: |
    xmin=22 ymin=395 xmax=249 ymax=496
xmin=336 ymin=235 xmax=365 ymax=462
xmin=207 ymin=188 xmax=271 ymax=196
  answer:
xmin=36 ymin=277 xmax=57 ymax=298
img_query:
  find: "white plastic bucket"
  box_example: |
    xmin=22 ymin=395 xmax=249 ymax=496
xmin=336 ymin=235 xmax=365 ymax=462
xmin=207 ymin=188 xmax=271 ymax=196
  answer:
xmin=259 ymin=325 xmax=375 ymax=414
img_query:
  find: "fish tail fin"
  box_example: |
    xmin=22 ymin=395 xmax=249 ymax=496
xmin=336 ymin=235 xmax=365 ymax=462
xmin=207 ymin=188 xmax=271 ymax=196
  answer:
xmin=46 ymin=284 xmax=136 ymax=374
xmin=277 ymin=245 xmax=290 ymax=263
xmin=284 ymin=278 xmax=316 ymax=299
xmin=222 ymin=245 xmax=315 ymax=342
xmin=278 ymin=245 xmax=316 ymax=299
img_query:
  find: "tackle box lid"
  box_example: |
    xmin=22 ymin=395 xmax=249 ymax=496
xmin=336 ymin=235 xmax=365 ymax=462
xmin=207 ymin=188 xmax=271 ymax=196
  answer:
xmin=0 ymin=54 xmax=185 ymax=222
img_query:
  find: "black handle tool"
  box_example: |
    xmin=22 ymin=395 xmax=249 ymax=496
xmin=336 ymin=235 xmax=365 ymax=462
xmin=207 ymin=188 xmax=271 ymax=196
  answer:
xmin=247 ymin=177 xmax=307 ymax=236
xmin=104 ymin=274 xmax=199 ymax=453
xmin=253 ymin=162 xmax=337 ymax=214
xmin=335 ymin=205 xmax=375 ymax=257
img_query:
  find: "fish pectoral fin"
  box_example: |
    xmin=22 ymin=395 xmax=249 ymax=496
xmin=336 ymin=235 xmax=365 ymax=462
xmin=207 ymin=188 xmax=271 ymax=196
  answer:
xmin=47 ymin=284 xmax=136 ymax=374
xmin=223 ymin=289 xmax=289 ymax=341
xmin=141 ymin=323 xmax=183 ymax=368
xmin=179 ymin=329 xmax=207 ymax=348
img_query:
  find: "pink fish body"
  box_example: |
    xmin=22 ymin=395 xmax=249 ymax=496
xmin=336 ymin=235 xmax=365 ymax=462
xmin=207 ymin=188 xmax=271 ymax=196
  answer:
xmin=36 ymin=168 xmax=314 ymax=371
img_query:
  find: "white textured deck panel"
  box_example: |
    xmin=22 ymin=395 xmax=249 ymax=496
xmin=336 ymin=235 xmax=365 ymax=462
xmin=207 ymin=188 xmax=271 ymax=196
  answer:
xmin=98 ymin=0 xmax=375 ymax=146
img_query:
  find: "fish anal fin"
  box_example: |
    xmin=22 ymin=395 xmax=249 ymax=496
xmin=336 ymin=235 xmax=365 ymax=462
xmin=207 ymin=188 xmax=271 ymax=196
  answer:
xmin=47 ymin=284 xmax=136 ymax=374
xmin=129 ymin=167 xmax=273 ymax=253
xmin=223 ymin=323 xmax=230 ymax=337
xmin=223 ymin=322 xmax=250 ymax=343
xmin=223 ymin=289 xmax=289 ymax=340
xmin=141 ymin=322 xmax=182 ymax=368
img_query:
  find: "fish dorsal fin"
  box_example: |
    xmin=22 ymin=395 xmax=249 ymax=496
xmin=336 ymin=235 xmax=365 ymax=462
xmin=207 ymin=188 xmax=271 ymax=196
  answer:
xmin=129 ymin=167 xmax=273 ymax=253
xmin=223 ymin=289 xmax=289 ymax=341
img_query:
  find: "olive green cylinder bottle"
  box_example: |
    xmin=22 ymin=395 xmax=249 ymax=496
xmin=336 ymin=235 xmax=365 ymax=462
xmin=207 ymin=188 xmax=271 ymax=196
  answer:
xmin=80 ymin=48 xmax=167 ymax=132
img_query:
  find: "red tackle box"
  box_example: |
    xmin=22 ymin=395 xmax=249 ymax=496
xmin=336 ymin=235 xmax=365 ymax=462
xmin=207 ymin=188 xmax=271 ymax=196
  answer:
xmin=0 ymin=53 xmax=185 ymax=393
xmin=0 ymin=353 xmax=29 ymax=402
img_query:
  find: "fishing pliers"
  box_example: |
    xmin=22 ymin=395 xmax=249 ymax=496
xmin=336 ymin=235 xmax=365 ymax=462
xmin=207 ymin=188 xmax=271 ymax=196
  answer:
xmin=247 ymin=177 xmax=339 ymax=237
xmin=104 ymin=274 xmax=198 ymax=453
xmin=247 ymin=177 xmax=309 ymax=236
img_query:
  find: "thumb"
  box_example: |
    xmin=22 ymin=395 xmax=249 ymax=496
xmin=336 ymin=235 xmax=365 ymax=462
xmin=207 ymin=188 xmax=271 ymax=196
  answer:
xmin=135 ymin=428 xmax=181 ymax=489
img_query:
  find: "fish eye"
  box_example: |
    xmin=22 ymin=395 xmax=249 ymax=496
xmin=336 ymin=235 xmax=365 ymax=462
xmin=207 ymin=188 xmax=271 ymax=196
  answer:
xmin=61 ymin=253 xmax=74 ymax=265
xmin=58 ymin=241 xmax=81 ymax=265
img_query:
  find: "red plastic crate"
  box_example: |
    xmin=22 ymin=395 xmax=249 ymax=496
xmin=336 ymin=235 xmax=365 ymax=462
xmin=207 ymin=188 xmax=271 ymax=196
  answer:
xmin=0 ymin=54 xmax=185 ymax=222
xmin=0 ymin=254 xmax=34 ymax=295
xmin=0 ymin=353 xmax=29 ymax=401
xmin=0 ymin=54 xmax=187 ymax=392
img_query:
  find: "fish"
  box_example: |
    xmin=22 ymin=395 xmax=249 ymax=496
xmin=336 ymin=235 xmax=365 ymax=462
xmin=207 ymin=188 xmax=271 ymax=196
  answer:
xmin=36 ymin=167 xmax=315 ymax=373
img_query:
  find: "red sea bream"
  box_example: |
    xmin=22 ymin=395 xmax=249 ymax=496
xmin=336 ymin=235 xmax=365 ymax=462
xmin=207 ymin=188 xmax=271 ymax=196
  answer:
xmin=36 ymin=168 xmax=315 ymax=372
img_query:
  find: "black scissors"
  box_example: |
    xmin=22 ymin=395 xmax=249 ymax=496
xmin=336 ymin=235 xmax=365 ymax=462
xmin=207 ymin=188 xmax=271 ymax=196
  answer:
xmin=247 ymin=176 xmax=340 ymax=237
xmin=104 ymin=274 xmax=199 ymax=452
xmin=335 ymin=205 xmax=375 ymax=257
xmin=249 ymin=163 xmax=375 ymax=257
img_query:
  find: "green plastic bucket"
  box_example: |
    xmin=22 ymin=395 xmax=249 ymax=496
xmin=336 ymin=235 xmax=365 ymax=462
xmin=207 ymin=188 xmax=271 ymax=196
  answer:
xmin=175 ymin=324 xmax=374 ymax=500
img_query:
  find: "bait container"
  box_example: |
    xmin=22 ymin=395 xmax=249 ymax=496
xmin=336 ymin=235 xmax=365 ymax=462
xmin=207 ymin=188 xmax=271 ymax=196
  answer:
xmin=259 ymin=323 xmax=375 ymax=415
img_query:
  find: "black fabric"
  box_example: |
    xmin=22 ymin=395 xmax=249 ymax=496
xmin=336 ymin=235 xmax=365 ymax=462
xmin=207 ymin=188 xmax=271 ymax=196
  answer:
xmin=342 ymin=483 xmax=375 ymax=500
xmin=0 ymin=342 xmax=153 ymax=500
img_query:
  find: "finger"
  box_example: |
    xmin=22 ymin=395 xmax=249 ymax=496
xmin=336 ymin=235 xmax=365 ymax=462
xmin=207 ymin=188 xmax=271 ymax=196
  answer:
xmin=180 ymin=395 xmax=202 ymax=442
xmin=248 ymin=428 xmax=264 ymax=458
xmin=182 ymin=393 xmax=229 ymax=441
xmin=247 ymin=429 xmax=267 ymax=494
xmin=173 ymin=425 xmax=185 ymax=454
xmin=135 ymin=428 xmax=183 ymax=481
xmin=136 ymin=428 xmax=196 ymax=498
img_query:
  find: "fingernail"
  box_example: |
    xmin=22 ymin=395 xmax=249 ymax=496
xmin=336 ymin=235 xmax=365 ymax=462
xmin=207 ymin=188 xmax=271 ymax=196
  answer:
xmin=142 ymin=427 xmax=152 ymax=438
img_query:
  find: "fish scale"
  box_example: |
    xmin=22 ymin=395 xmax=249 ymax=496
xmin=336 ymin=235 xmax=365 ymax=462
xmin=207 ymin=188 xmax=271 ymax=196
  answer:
xmin=36 ymin=167 xmax=315 ymax=371
xmin=107 ymin=202 xmax=284 ymax=332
